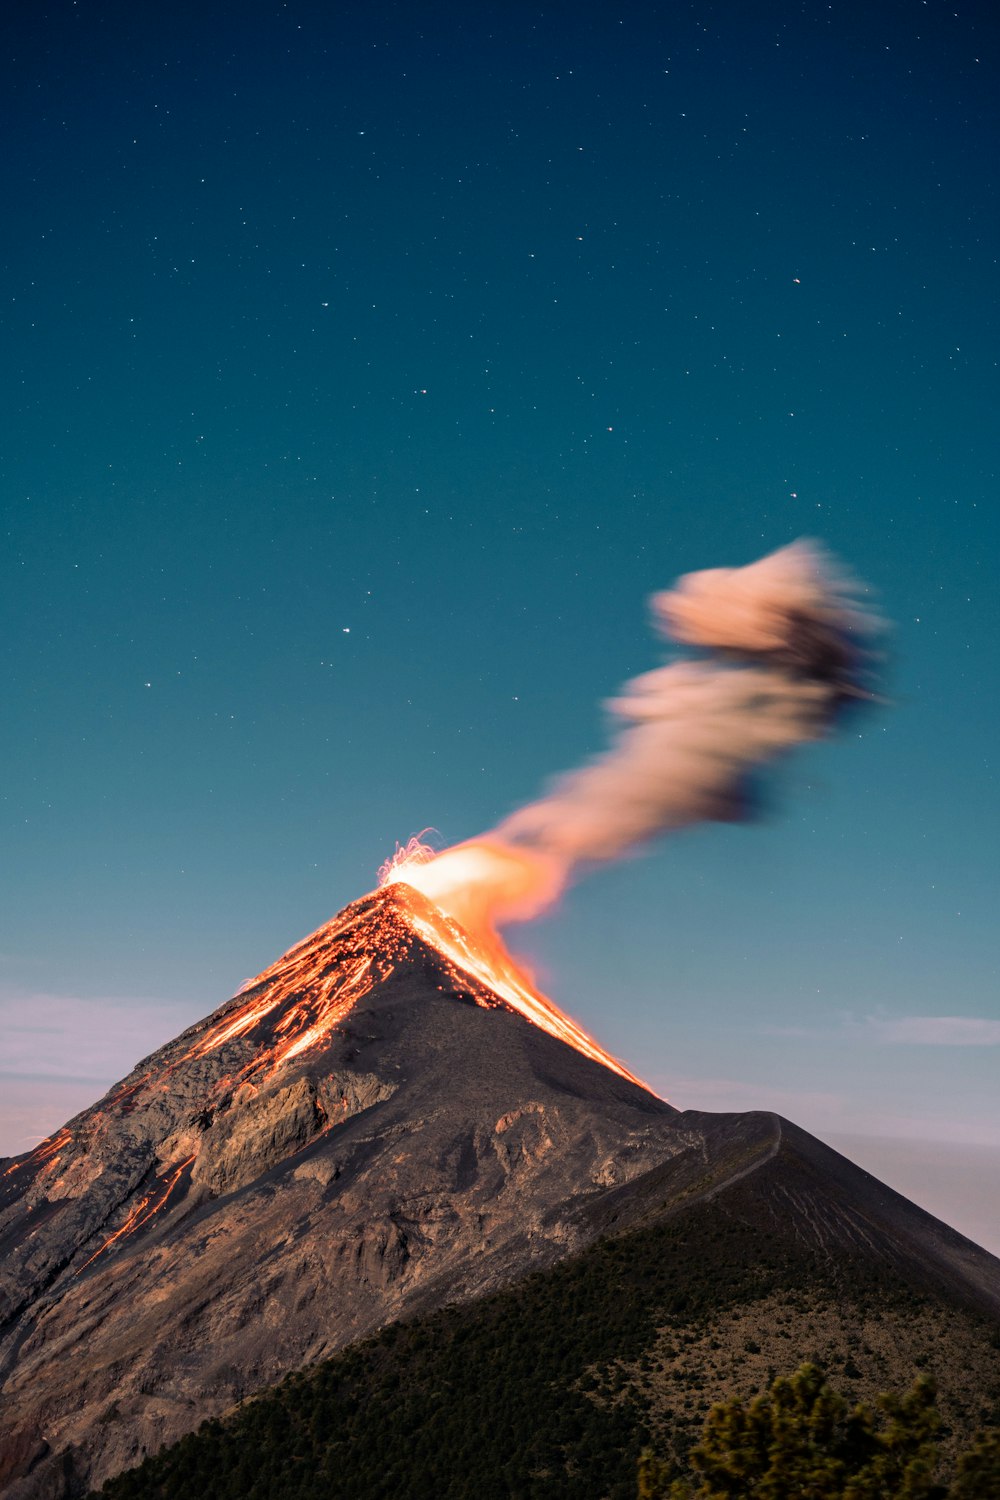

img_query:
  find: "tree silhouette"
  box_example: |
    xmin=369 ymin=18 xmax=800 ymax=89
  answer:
xmin=950 ymin=1429 xmax=1000 ymax=1499
xmin=640 ymin=1363 xmax=998 ymax=1499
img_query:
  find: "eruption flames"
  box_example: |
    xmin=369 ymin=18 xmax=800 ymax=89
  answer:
xmin=377 ymin=837 xmax=642 ymax=1083
xmin=178 ymin=849 xmax=645 ymax=1093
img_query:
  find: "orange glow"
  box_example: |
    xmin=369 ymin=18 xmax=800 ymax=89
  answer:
xmin=17 ymin=841 xmax=650 ymax=1264
xmin=12 ymin=846 xmax=653 ymax=1278
xmin=379 ymin=838 xmax=649 ymax=1090
xmin=78 ymin=1154 xmax=197 ymax=1272
xmin=377 ymin=832 xmax=438 ymax=887
xmin=2 ymin=1127 xmax=71 ymax=1178
xmin=380 ymin=836 xmax=561 ymax=928
xmin=171 ymin=837 xmax=648 ymax=1092
xmin=179 ymin=915 xmax=388 ymax=1082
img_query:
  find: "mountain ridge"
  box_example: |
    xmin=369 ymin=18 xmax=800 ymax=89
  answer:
xmin=1 ymin=887 xmax=998 ymax=1497
xmin=91 ymin=1116 xmax=1000 ymax=1500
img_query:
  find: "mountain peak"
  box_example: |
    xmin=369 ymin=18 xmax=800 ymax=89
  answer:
xmin=7 ymin=893 xmax=995 ymax=1500
xmin=0 ymin=888 xmax=681 ymax=1496
xmin=0 ymin=883 xmax=659 ymax=1326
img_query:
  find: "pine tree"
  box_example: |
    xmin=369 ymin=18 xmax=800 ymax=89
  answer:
xmin=640 ymin=1363 xmax=1000 ymax=1499
xmin=950 ymin=1428 xmax=1000 ymax=1499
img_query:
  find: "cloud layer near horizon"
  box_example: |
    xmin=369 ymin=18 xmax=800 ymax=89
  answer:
xmin=864 ymin=1015 xmax=1000 ymax=1046
xmin=1 ymin=987 xmax=197 ymax=1084
xmin=768 ymin=1014 xmax=1000 ymax=1048
xmin=0 ymin=986 xmax=201 ymax=1156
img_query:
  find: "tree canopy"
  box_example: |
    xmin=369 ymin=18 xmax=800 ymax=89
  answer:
xmin=639 ymin=1364 xmax=998 ymax=1499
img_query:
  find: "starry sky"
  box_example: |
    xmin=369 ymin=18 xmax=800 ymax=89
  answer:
xmin=3 ymin=2 xmax=998 ymax=1251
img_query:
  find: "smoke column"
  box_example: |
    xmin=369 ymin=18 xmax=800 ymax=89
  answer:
xmin=492 ymin=540 xmax=881 ymax=894
xmin=379 ymin=539 xmax=883 ymax=1079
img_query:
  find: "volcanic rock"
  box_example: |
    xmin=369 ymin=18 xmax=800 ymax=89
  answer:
xmin=0 ymin=884 xmax=998 ymax=1498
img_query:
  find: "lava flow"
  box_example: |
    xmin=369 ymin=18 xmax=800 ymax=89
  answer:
xmin=379 ymin=837 xmax=648 ymax=1090
xmin=179 ymin=894 xmax=416 ymax=1082
xmin=1 ymin=1127 xmax=71 ymax=1180
xmin=3 ymin=840 xmax=649 ymax=1279
xmin=168 ymin=836 xmax=647 ymax=1093
xmin=78 ymin=1155 xmax=197 ymax=1271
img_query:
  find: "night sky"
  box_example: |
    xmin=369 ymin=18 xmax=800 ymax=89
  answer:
xmin=3 ymin=3 xmax=998 ymax=1251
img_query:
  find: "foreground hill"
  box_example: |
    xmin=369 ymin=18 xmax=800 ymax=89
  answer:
xmin=1 ymin=886 xmax=998 ymax=1497
xmin=95 ymin=1128 xmax=1000 ymax=1500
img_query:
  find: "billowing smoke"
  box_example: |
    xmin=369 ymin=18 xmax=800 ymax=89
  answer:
xmin=493 ymin=540 xmax=881 ymax=883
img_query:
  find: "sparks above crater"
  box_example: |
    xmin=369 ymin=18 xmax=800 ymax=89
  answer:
xmin=379 ymin=837 xmax=647 ymax=1087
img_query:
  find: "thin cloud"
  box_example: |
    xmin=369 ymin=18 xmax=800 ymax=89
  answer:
xmin=0 ymin=988 xmax=204 ymax=1158
xmin=659 ymin=1074 xmax=847 ymax=1119
xmin=865 ymin=1015 xmax=1000 ymax=1047
xmin=660 ymin=1074 xmax=1000 ymax=1151
xmin=0 ymin=987 xmax=199 ymax=1080
xmin=762 ymin=1015 xmax=1000 ymax=1047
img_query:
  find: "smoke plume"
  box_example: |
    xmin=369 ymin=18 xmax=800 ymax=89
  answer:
xmin=494 ymin=540 xmax=881 ymax=882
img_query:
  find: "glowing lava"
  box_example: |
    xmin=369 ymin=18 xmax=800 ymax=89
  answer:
xmin=78 ymin=1155 xmax=197 ymax=1271
xmin=379 ymin=837 xmax=649 ymax=1090
xmin=176 ymin=835 xmax=647 ymax=1091
xmin=3 ymin=842 xmax=651 ymax=1280
xmin=1 ymin=1127 xmax=71 ymax=1180
xmin=16 ymin=839 xmax=650 ymax=1239
xmin=179 ymin=902 xmax=404 ymax=1082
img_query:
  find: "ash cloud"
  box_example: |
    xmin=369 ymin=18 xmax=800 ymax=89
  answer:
xmin=495 ymin=540 xmax=882 ymax=876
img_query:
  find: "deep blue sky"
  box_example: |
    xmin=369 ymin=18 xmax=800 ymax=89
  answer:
xmin=2 ymin=2 xmax=998 ymax=1245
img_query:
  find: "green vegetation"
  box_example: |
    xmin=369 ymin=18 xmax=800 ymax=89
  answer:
xmin=638 ymin=1364 xmax=1000 ymax=1498
xmin=950 ymin=1430 xmax=1000 ymax=1498
xmin=95 ymin=1199 xmax=999 ymax=1500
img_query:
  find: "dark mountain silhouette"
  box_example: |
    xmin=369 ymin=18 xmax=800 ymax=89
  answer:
xmin=1 ymin=884 xmax=997 ymax=1498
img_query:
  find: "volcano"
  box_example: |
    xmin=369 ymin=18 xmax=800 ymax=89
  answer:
xmin=1 ymin=885 xmax=998 ymax=1498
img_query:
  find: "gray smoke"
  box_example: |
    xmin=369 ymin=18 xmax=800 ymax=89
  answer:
xmin=495 ymin=541 xmax=881 ymax=874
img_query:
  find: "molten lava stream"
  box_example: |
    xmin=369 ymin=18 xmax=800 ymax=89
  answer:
xmin=78 ymin=1154 xmax=197 ymax=1272
xmin=2 ymin=1127 xmax=72 ymax=1179
xmin=380 ymin=838 xmax=651 ymax=1092
xmin=106 ymin=837 xmax=650 ymax=1098
xmin=178 ymin=914 xmax=388 ymax=1083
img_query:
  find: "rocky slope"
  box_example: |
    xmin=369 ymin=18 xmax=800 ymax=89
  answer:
xmin=0 ymin=886 xmax=689 ymax=1496
xmin=1 ymin=885 xmax=998 ymax=1498
xmin=94 ymin=1152 xmax=1000 ymax=1500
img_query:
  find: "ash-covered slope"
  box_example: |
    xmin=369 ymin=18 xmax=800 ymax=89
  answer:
xmin=0 ymin=886 xmax=686 ymax=1496
xmin=1 ymin=886 xmax=999 ymax=1499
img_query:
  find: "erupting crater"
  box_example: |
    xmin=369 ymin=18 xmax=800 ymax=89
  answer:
xmin=377 ymin=836 xmax=646 ymax=1088
xmin=0 ymin=855 xmax=647 ymax=1286
xmin=181 ymin=839 xmax=647 ymax=1091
